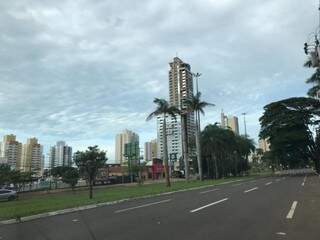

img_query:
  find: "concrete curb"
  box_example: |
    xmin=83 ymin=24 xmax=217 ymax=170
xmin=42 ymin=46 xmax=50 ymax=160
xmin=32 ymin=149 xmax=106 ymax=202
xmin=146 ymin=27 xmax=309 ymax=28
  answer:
xmin=0 ymin=178 xmax=252 ymax=225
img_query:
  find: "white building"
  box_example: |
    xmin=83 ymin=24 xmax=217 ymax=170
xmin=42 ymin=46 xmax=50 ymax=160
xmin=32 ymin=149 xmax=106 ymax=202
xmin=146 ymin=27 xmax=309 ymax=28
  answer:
xmin=49 ymin=141 xmax=72 ymax=169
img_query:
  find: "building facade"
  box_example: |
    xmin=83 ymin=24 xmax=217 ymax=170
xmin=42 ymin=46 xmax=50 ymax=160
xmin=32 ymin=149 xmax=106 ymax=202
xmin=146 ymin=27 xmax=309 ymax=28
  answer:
xmin=115 ymin=129 xmax=139 ymax=164
xmin=0 ymin=134 xmax=22 ymax=170
xmin=49 ymin=141 xmax=73 ymax=169
xmin=144 ymin=139 xmax=157 ymax=162
xmin=221 ymin=112 xmax=240 ymax=135
xmin=21 ymin=138 xmax=44 ymax=176
xmin=157 ymin=57 xmax=196 ymax=169
xmin=259 ymin=138 xmax=270 ymax=152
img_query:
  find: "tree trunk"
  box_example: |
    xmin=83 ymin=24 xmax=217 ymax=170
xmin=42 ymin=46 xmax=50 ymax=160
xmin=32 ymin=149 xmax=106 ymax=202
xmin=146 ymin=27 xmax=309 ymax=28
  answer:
xmin=181 ymin=114 xmax=189 ymax=180
xmin=214 ymin=154 xmax=219 ymax=179
xmin=195 ymin=110 xmax=203 ymax=180
xmin=89 ymin=178 xmax=93 ymax=199
xmin=163 ymin=114 xmax=171 ymax=187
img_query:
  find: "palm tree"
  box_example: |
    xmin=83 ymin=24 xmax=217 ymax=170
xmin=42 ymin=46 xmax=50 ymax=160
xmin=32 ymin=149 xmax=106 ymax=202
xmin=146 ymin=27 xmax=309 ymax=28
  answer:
xmin=146 ymin=98 xmax=180 ymax=187
xmin=304 ymin=60 xmax=320 ymax=97
xmin=185 ymin=92 xmax=214 ymax=180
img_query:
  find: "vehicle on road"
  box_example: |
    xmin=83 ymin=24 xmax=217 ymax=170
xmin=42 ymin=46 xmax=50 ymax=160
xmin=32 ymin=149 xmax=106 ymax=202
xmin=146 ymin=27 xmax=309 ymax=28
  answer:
xmin=0 ymin=189 xmax=18 ymax=201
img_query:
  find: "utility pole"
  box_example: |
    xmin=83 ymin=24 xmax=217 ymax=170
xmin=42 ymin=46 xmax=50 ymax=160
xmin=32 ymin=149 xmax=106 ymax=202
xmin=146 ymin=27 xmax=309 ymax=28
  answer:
xmin=242 ymin=112 xmax=247 ymax=138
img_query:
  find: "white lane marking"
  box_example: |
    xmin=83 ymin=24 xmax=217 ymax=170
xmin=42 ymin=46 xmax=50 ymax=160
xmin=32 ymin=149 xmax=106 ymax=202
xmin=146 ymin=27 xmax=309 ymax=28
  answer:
xmin=72 ymin=219 xmax=79 ymax=222
xmin=286 ymin=201 xmax=298 ymax=219
xmin=200 ymin=188 xmax=220 ymax=194
xmin=265 ymin=182 xmax=272 ymax=186
xmin=276 ymin=232 xmax=287 ymax=236
xmin=114 ymin=199 xmax=172 ymax=213
xmin=244 ymin=187 xmax=258 ymax=193
xmin=302 ymin=176 xmax=307 ymax=187
xmin=190 ymin=198 xmax=228 ymax=213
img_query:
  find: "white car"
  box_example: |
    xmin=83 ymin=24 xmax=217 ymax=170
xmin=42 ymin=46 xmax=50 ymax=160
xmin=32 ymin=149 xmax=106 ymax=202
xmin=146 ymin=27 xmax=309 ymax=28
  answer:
xmin=0 ymin=189 xmax=17 ymax=201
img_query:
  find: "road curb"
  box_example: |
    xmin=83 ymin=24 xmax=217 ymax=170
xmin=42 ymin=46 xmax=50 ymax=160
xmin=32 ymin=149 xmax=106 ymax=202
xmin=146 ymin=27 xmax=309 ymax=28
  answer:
xmin=0 ymin=178 xmax=252 ymax=225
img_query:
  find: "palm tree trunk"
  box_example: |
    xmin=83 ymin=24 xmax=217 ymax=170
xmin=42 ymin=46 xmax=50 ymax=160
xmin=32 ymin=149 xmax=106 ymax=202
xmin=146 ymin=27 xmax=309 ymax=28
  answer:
xmin=195 ymin=110 xmax=203 ymax=180
xmin=162 ymin=114 xmax=171 ymax=187
xmin=181 ymin=114 xmax=189 ymax=180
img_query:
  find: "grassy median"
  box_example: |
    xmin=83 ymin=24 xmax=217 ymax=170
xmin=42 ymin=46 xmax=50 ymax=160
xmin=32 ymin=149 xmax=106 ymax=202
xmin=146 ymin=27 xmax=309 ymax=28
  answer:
xmin=0 ymin=176 xmax=254 ymax=220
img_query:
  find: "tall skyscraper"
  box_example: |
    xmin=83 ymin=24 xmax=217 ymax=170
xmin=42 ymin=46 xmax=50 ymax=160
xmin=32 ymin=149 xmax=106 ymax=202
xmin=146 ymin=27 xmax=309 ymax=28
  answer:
xmin=49 ymin=141 xmax=73 ymax=169
xmin=0 ymin=134 xmax=22 ymax=170
xmin=144 ymin=139 xmax=157 ymax=161
xmin=221 ymin=111 xmax=240 ymax=135
xmin=115 ymin=129 xmax=139 ymax=164
xmin=21 ymin=138 xmax=43 ymax=176
xmin=157 ymin=57 xmax=196 ymax=168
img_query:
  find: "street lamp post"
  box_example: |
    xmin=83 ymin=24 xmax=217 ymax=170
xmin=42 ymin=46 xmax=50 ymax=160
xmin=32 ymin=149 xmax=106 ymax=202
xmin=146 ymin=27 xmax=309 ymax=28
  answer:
xmin=242 ymin=112 xmax=247 ymax=138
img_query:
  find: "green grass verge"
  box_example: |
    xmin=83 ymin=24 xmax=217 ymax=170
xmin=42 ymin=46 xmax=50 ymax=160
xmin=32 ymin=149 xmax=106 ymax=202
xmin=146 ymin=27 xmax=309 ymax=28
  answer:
xmin=0 ymin=176 xmax=254 ymax=220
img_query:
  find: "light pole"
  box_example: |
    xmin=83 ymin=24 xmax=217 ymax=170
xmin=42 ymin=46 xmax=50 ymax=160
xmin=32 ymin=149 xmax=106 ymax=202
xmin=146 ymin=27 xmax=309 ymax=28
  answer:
xmin=242 ymin=112 xmax=247 ymax=138
xmin=193 ymin=72 xmax=203 ymax=180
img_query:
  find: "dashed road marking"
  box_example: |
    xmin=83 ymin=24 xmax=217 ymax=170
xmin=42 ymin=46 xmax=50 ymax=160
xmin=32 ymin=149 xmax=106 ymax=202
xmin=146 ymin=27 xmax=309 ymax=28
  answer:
xmin=302 ymin=176 xmax=307 ymax=187
xmin=286 ymin=201 xmax=298 ymax=219
xmin=200 ymin=188 xmax=220 ymax=194
xmin=265 ymin=182 xmax=272 ymax=186
xmin=114 ymin=199 xmax=172 ymax=213
xmin=190 ymin=198 xmax=228 ymax=213
xmin=276 ymin=232 xmax=287 ymax=236
xmin=244 ymin=187 xmax=258 ymax=193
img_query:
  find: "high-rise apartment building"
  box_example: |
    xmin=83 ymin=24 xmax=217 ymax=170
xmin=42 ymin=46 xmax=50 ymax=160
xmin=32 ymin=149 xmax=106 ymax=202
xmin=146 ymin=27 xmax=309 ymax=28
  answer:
xmin=221 ymin=112 xmax=240 ymax=135
xmin=144 ymin=139 xmax=157 ymax=161
xmin=115 ymin=129 xmax=139 ymax=164
xmin=49 ymin=141 xmax=72 ymax=169
xmin=0 ymin=134 xmax=22 ymax=170
xmin=21 ymin=138 xmax=43 ymax=176
xmin=259 ymin=138 xmax=270 ymax=152
xmin=157 ymin=57 xmax=196 ymax=168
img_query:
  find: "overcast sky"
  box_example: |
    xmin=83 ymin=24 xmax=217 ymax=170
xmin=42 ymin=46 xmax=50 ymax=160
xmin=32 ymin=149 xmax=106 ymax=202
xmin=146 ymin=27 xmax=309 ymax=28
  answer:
xmin=0 ymin=0 xmax=318 ymax=163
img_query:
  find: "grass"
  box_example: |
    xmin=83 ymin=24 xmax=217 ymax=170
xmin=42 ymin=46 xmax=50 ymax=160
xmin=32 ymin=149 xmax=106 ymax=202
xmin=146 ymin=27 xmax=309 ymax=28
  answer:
xmin=0 ymin=176 xmax=254 ymax=220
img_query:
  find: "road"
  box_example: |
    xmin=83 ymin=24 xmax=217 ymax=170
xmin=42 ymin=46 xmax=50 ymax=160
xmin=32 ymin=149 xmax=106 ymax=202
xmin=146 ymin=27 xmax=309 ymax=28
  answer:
xmin=1 ymin=175 xmax=319 ymax=240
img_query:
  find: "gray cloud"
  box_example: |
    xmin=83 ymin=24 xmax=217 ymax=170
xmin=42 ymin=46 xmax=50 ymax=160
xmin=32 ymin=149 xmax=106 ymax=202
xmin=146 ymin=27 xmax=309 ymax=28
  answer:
xmin=0 ymin=0 xmax=316 ymax=160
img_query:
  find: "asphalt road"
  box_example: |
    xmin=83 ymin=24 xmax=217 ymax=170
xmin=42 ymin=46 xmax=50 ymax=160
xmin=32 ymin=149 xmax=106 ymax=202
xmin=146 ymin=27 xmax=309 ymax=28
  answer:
xmin=1 ymin=175 xmax=319 ymax=240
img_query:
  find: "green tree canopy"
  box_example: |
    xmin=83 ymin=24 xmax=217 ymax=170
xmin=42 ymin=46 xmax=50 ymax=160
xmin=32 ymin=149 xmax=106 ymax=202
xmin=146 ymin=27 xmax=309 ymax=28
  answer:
xmin=259 ymin=97 xmax=320 ymax=171
xmin=74 ymin=146 xmax=107 ymax=199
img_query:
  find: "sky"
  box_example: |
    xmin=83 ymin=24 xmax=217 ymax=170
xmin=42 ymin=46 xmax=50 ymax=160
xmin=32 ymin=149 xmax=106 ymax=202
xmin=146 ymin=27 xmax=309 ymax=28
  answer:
xmin=0 ymin=0 xmax=318 ymax=163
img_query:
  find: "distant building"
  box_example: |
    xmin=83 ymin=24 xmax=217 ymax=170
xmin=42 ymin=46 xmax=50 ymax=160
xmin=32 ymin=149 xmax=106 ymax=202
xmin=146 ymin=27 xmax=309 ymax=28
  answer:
xmin=259 ymin=138 xmax=270 ymax=152
xmin=115 ymin=129 xmax=139 ymax=164
xmin=144 ymin=139 xmax=157 ymax=162
xmin=0 ymin=134 xmax=22 ymax=170
xmin=21 ymin=138 xmax=44 ymax=176
xmin=49 ymin=141 xmax=73 ymax=169
xmin=221 ymin=111 xmax=240 ymax=135
xmin=157 ymin=57 xmax=196 ymax=169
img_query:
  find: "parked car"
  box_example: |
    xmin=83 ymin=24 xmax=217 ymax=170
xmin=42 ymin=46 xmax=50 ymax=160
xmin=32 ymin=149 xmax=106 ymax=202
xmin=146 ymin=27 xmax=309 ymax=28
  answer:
xmin=0 ymin=189 xmax=17 ymax=201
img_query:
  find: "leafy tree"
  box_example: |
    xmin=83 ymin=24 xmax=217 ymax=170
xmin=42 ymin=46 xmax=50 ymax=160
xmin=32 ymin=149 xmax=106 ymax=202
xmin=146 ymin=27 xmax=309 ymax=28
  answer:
xmin=61 ymin=167 xmax=80 ymax=190
xmin=259 ymin=97 xmax=320 ymax=172
xmin=146 ymin=98 xmax=180 ymax=187
xmin=0 ymin=164 xmax=12 ymax=187
xmin=304 ymin=60 xmax=320 ymax=97
xmin=185 ymin=92 xmax=214 ymax=181
xmin=201 ymin=124 xmax=254 ymax=179
xmin=74 ymin=146 xmax=108 ymax=199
